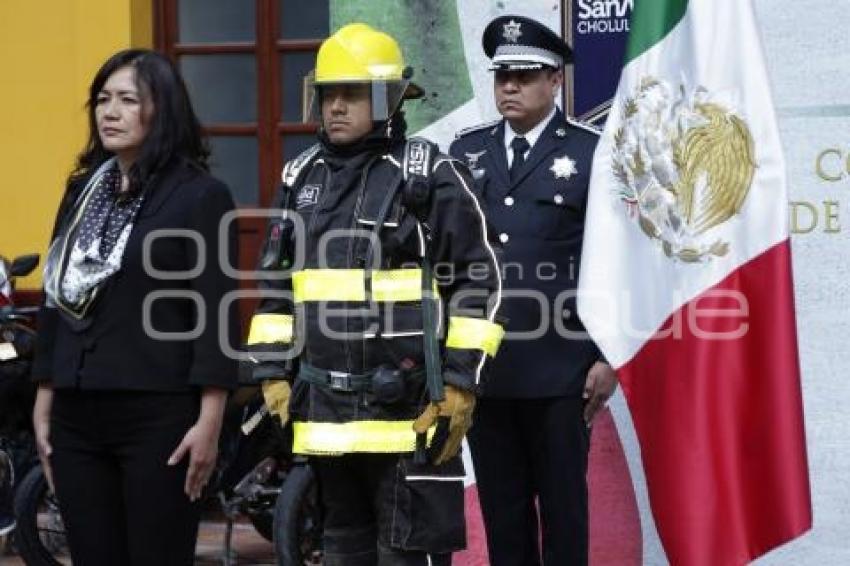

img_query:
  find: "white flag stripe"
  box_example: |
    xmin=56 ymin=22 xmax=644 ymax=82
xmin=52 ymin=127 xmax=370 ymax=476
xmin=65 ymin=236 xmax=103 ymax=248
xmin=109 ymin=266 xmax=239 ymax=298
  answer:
xmin=579 ymin=0 xmax=788 ymax=368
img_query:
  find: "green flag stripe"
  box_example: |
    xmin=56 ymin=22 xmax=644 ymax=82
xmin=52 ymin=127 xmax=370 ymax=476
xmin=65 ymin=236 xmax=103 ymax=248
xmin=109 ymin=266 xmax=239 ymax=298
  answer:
xmin=625 ymin=0 xmax=689 ymax=63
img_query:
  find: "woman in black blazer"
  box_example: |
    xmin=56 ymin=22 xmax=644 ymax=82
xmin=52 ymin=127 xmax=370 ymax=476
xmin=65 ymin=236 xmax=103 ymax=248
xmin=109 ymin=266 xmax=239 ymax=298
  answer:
xmin=31 ymin=49 xmax=238 ymax=565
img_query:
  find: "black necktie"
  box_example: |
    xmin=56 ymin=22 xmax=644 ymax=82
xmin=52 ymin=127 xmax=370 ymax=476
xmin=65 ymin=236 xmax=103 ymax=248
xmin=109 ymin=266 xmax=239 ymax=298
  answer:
xmin=510 ymin=136 xmax=530 ymax=181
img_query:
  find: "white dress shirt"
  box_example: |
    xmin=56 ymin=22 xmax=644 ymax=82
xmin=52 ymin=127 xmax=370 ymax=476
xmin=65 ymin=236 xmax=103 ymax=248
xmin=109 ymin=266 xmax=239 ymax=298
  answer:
xmin=504 ymin=105 xmax=557 ymax=167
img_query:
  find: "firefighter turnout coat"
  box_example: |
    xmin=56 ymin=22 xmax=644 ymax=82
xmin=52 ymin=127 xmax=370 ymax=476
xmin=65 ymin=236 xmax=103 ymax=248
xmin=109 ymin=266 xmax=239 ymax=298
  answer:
xmin=246 ymin=137 xmax=503 ymax=456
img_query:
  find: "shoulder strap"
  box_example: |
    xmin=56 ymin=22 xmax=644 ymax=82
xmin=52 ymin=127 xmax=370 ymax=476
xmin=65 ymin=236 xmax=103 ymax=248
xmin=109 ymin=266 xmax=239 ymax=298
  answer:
xmin=454 ymin=118 xmax=501 ymax=139
xmin=281 ymin=143 xmax=321 ymax=188
xmin=366 ymin=138 xmax=445 ymax=419
xmin=401 ymin=137 xmax=445 ymax=418
xmin=565 ymin=117 xmax=602 ymax=136
xmin=365 ymin=137 xmax=438 ymax=266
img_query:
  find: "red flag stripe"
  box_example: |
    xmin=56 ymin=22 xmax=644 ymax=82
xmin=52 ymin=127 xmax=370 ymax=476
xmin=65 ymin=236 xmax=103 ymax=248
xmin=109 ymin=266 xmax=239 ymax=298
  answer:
xmin=618 ymin=239 xmax=812 ymax=565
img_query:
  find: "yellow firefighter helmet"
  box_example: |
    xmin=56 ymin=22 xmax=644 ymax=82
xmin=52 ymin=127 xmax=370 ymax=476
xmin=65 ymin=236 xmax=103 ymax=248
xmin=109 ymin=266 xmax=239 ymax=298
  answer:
xmin=305 ymin=23 xmax=424 ymax=122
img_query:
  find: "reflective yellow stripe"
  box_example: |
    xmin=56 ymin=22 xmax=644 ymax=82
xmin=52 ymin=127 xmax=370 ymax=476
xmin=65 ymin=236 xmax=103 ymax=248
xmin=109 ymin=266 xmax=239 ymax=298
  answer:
xmin=372 ymin=269 xmax=425 ymax=302
xmin=446 ymin=316 xmax=505 ymax=357
xmin=293 ymin=269 xmax=366 ymax=302
xmin=292 ymin=269 xmax=436 ymax=303
xmin=292 ymin=420 xmax=435 ymax=455
xmin=247 ymin=314 xmax=294 ymax=344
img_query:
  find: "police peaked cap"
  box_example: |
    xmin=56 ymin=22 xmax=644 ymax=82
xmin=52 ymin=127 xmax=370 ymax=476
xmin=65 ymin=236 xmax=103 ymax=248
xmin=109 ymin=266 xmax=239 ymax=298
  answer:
xmin=482 ymin=15 xmax=573 ymax=71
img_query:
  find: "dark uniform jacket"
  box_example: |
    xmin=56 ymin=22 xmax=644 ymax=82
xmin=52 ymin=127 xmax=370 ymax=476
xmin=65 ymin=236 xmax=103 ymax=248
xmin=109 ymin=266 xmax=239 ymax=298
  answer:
xmin=32 ymin=159 xmax=239 ymax=392
xmin=449 ymin=109 xmax=602 ymax=398
xmin=246 ymin=136 xmax=502 ymax=455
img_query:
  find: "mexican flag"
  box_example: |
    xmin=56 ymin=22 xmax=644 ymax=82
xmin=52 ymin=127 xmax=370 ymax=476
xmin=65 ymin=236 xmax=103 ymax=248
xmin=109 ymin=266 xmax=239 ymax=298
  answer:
xmin=578 ymin=0 xmax=812 ymax=564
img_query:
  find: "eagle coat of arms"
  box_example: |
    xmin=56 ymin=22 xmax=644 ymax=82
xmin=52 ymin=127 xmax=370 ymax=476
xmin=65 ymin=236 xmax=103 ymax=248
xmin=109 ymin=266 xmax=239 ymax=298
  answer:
xmin=611 ymin=78 xmax=756 ymax=262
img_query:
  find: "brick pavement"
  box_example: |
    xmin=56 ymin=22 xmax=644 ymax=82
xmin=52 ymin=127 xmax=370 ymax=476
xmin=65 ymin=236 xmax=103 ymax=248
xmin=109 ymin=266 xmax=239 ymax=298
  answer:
xmin=0 ymin=517 xmax=276 ymax=565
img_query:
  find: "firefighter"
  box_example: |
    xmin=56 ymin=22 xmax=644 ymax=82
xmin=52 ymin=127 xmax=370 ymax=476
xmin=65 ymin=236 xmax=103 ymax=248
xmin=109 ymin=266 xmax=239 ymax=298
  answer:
xmin=245 ymin=23 xmax=503 ymax=566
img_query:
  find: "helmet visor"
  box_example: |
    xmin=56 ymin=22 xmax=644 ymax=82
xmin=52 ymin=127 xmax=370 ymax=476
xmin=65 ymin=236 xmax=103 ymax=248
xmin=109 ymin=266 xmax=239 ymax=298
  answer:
xmin=303 ymin=74 xmax=410 ymax=124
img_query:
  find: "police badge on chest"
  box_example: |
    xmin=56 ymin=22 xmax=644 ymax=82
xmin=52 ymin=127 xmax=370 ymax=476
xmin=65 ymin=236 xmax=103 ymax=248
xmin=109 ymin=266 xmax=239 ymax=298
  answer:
xmin=296 ymin=184 xmax=321 ymax=209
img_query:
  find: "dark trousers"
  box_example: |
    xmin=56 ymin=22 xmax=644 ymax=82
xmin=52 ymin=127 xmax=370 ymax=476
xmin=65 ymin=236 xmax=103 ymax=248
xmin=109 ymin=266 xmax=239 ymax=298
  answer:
xmin=467 ymin=396 xmax=591 ymax=566
xmin=0 ymin=449 xmax=13 ymax=529
xmin=49 ymin=390 xmax=201 ymax=566
xmin=314 ymin=452 xmax=466 ymax=566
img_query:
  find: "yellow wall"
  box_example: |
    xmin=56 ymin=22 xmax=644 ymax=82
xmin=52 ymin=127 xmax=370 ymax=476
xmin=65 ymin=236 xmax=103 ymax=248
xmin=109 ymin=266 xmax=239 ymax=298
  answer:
xmin=0 ymin=0 xmax=152 ymax=289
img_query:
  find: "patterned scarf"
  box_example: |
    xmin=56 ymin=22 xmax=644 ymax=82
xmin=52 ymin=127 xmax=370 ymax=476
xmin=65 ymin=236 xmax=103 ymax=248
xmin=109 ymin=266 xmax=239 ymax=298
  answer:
xmin=44 ymin=158 xmax=145 ymax=321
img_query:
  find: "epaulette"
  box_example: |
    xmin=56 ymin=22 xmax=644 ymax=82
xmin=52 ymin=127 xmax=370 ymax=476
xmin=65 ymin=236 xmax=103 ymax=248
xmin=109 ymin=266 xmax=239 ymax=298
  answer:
xmin=454 ymin=118 xmax=501 ymax=140
xmin=565 ymin=117 xmax=601 ymax=136
xmin=281 ymin=143 xmax=321 ymax=187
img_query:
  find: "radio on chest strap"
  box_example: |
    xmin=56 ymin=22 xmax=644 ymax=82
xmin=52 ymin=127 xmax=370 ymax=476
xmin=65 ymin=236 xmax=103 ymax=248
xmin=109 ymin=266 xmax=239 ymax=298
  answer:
xmin=401 ymin=137 xmax=435 ymax=221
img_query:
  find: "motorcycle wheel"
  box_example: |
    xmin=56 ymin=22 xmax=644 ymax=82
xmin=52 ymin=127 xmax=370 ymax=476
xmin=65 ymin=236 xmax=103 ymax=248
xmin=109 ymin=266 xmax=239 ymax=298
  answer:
xmin=13 ymin=465 xmax=70 ymax=565
xmin=273 ymin=463 xmax=323 ymax=566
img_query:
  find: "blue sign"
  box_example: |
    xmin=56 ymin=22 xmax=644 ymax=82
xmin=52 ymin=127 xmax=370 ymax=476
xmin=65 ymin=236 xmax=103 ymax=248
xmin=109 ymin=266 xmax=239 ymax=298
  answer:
xmin=566 ymin=0 xmax=633 ymax=125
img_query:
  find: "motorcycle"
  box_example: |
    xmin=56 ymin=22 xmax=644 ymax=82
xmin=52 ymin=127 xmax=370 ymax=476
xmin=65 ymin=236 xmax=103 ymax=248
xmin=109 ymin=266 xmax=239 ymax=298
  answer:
xmin=273 ymin=456 xmax=323 ymax=566
xmin=0 ymin=253 xmax=41 ymax=550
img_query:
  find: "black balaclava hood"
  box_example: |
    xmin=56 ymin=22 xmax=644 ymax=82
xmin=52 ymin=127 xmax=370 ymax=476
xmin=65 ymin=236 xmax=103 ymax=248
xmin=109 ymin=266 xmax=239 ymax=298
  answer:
xmin=319 ymin=111 xmax=408 ymax=164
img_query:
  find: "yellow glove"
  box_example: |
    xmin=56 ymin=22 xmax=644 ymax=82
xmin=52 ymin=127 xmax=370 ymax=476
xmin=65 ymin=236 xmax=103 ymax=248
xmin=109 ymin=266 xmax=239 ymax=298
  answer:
xmin=412 ymin=384 xmax=476 ymax=465
xmin=261 ymin=381 xmax=291 ymax=427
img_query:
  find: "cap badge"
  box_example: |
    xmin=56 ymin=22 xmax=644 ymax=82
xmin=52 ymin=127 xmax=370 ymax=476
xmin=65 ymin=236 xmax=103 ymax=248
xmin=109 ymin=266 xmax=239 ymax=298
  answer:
xmin=551 ymin=155 xmax=577 ymax=180
xmin=503 ymin=20 xmax=522 ymax=43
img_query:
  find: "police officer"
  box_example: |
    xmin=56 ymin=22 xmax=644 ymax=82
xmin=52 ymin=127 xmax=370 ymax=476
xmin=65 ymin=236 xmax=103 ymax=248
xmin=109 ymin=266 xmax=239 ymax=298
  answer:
xmin=245 ymin=24 xmax=503 ymax=566
xmin=449 ymin=15 xmax=618 ymax=566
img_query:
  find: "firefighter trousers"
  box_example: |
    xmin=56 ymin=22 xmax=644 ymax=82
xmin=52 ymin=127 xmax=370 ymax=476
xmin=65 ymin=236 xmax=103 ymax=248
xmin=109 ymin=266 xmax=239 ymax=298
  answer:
xmin=314 ymin=451 xmax=466 ymax=566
